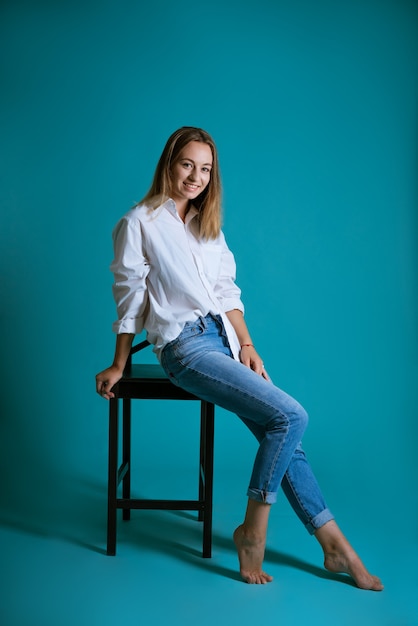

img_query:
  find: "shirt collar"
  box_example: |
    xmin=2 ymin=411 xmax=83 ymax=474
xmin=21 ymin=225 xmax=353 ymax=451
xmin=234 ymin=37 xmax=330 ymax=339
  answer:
xmin=162 ymin=197 xmax=177 ymax=214
xmin=185 ymin=205 xmax=199 ymax=224
xmin=163 ymin=198 xmax=199 ymax=224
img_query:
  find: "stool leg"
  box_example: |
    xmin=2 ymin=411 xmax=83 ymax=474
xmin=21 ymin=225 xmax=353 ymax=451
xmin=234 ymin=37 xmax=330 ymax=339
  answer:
xmin=107 ymin=397 xmax=118 ymax=556
xmin=122 ymin=398 xmax=131 ymax=521
xmin=198 ymin=404 xmax=206 ymax=523
xmin=202 ymin=401 xmax=215 ymax=558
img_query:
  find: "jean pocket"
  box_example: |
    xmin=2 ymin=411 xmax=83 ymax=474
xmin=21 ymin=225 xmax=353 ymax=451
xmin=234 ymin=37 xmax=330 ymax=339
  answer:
xmin=175 ymin=321 xmax=205 ymax=347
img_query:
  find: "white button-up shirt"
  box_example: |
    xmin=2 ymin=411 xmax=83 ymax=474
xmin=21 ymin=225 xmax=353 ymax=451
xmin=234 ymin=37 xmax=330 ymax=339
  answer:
xmin=110 ymin=199 xmax=244 ymax=359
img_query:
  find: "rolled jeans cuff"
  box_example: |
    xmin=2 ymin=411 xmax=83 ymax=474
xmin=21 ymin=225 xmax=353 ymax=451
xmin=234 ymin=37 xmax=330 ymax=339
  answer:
xmin=247 ymin=488 xmax=277 ymax=505
xmin=305 ymin=508 xmax=335 ymax=535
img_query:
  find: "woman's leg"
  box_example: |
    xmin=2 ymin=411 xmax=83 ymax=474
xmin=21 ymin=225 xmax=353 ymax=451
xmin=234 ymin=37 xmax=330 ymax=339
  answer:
xmin=161 ymin=316 xmax=382 ymax=588
xmin=233 ymin=499 xmax=273 ymax=584
xmin=239 ymin=420 xmax=383 ymax=589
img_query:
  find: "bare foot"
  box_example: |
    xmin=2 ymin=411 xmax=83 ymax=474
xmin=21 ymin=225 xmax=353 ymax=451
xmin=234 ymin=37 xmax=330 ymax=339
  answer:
xmin=324 ymin=549 xmax=383 ymax=591
xmin=316 ymin=521 xmax=383 ymax=591
xmin=233 ymin=524 xmax=273 ymax=584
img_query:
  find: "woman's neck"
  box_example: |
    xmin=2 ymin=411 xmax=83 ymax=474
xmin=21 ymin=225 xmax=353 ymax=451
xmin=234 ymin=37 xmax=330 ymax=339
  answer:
xmin=175 ymin=199 xmax=190 ymax=222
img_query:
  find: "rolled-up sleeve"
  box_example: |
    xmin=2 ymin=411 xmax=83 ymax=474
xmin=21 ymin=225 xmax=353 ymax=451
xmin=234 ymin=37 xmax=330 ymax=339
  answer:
xmin=213 ymin=233 xmax=245 ymax=315
xmin=110 ymin=215 xmax=150 ymax=334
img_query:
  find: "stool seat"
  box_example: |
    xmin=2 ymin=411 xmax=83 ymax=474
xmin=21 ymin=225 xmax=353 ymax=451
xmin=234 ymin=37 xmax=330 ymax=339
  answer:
xmin=116 ymin=363 xmax=198 ymax=399
xmin=107 ymin=346 xmax=215 ymax=557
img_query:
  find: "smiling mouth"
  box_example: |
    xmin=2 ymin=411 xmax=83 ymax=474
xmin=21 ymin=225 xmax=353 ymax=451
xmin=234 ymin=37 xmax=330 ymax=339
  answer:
xmin=184 ymin=183 xmax=199 ymax=191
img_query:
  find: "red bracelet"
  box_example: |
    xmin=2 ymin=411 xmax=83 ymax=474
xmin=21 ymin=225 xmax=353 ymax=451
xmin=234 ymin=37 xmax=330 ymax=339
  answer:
xmin=241 ymin=343 xmax=254 ymax=348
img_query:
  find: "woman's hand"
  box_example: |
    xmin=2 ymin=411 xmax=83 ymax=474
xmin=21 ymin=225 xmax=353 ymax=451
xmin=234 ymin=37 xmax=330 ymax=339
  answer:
xmin=240 ymin=345 xmax=270 ymax=381
xmin=96 ymin=333 xmax=135 ymax=399
xmin=95 ymin=365 xmax=124 ymax=400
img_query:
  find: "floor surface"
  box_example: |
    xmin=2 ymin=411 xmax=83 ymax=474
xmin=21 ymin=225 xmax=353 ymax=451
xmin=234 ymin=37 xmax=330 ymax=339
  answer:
xmin=1 ymin=469 xmax=417 ymax=626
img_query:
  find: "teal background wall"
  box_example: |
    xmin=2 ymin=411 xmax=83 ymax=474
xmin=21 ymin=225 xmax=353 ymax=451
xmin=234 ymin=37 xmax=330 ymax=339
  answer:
xmin=1 ymin=0 xmax=417 ymax=603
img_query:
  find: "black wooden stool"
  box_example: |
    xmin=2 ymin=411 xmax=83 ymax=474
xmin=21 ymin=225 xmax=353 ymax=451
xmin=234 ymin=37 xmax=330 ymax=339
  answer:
xmin=107 ymin=340 xmax=215 ymax=557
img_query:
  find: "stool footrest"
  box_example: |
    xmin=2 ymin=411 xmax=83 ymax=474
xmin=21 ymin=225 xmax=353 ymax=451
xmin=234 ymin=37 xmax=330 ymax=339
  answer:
xmin=116 ymin=498 xmax=205 ymax=511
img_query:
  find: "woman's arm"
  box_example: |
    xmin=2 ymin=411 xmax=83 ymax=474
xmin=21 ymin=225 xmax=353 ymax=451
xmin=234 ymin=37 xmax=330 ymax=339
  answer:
xmin=225 ymin=309 xmax=270 ymax=380
xmin=111 ymin=214 xmax=150 ymax=335
xmin=95 ymin=332 xmax=135 ymax=399
xmin=96 ymin=212 xmax=150 ymax=399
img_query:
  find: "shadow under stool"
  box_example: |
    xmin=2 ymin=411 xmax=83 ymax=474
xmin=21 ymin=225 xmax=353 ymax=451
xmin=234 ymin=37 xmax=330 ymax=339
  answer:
xmin=107 ymin=340 xmax=215 ymax=557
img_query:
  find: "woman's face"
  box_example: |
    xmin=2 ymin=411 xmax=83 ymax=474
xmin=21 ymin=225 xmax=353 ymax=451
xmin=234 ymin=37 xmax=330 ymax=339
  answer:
xmin=170 ymin=141 xmax=213 ymax=205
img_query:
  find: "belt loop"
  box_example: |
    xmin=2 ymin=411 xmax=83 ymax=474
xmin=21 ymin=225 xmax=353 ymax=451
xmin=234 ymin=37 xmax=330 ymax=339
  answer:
xmin=199 ymin=315 xmax=207 ymax=330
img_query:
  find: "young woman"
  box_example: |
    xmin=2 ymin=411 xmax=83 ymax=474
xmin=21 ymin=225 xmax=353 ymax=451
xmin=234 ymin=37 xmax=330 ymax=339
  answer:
xmin=95 ymin=127 xmax=383 ymax=589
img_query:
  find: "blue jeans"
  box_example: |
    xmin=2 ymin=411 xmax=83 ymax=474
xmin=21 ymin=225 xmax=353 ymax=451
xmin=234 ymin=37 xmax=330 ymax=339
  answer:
xmin=160 ymin=313 xmax=334 ymax=534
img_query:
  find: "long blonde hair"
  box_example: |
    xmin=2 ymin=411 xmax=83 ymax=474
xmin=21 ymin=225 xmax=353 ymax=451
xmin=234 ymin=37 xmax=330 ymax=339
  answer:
xmin=139 ymin=126 xmax=222 ymax=240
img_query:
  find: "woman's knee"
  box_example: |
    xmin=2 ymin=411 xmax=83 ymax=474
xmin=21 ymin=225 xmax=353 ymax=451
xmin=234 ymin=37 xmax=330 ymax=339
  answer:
xmin=295 ymin=404 xmax=309 ymax=433
xmin=270 ymin=401 xmax=308 ymax=435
